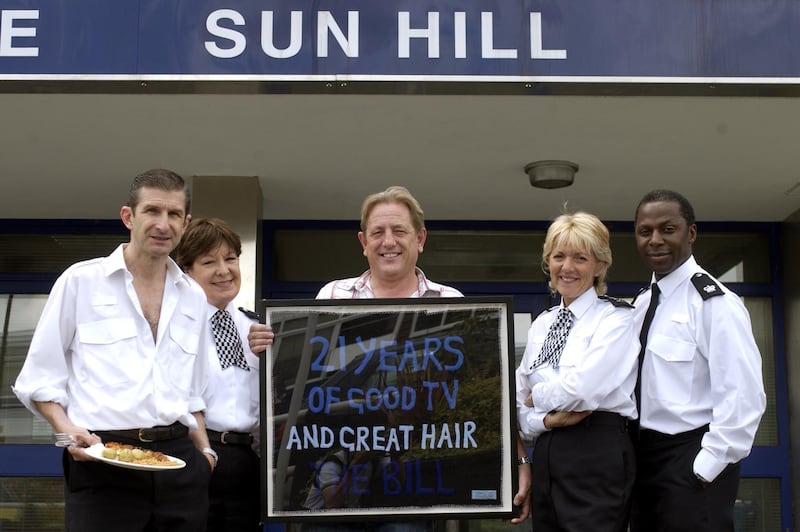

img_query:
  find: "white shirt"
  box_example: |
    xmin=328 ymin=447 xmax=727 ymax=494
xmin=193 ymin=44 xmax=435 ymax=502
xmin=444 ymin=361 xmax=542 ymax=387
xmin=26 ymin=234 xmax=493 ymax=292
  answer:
xmin=634 ymin=255 xmax=766 ymax=482
xmin=202 ymin=301 xmax=260 ymax=434
xmin=516 ymin=288 xmax=639 ymax=441
xmin=316 ymin=268 xmax=463 ymax=299
xmin=13 ymin=244 xmax=209 ymax=431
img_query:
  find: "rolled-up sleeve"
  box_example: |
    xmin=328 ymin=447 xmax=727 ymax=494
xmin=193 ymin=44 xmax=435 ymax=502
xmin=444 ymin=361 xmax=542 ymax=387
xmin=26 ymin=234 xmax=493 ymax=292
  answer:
xmin=13 ymin=272 xmax=76 ymax=417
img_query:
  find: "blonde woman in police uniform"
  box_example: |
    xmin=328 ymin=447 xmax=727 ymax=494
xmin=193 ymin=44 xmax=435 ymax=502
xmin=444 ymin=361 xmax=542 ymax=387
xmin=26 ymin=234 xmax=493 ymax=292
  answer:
xmin=516 ymin=211 xmax=638 ymax=532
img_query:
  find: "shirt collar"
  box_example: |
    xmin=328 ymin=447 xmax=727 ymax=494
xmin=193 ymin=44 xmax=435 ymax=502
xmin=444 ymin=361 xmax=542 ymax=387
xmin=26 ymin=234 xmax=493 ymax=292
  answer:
xmin=352 ymin=267 xmax=438 ymax=298
xmin=103 ymin=244 xmax=129 ymax=276
xmin=206 ymin=301 xmax=236 ymax=321
xmin=650 ymin=255 xmax=698 ymax=298
xmin=561 ymin=288 xmax=597 ymax=320
xmin=352 ymin=270 xmax=372 ymax=293
xmin=103 ymin=243 xmax=187 ymax=287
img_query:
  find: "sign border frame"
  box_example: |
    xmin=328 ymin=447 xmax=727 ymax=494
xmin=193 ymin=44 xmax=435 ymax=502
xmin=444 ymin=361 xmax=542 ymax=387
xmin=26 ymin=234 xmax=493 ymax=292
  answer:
xmin=258 ymin=296 xmax=519 ymax=522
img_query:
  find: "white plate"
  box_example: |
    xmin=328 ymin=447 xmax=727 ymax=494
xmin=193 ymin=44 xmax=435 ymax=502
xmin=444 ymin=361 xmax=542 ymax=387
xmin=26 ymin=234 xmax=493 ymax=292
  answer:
xmin=85 ymin=443 xmax=186 ymax=471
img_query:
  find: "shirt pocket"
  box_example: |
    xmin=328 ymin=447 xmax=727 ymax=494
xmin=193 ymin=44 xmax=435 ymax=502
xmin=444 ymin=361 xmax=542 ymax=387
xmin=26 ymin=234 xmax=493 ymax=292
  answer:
xmin=520 ymin=335 xmax=546 ymax=374
xmin=166 ymin=324 xmax=200 ymax=394
xmin=76 ymin=318 xmax=142 ymax=387
xmin=646 ymin=333 xmax=696 ymax=404
xmin=557 ymin=336 xmax=589 ymax=368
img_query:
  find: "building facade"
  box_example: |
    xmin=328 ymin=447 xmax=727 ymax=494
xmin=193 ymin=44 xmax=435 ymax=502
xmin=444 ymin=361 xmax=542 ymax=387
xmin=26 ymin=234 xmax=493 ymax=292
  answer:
xmin=1 ymin=1 xmax=799 ymax=530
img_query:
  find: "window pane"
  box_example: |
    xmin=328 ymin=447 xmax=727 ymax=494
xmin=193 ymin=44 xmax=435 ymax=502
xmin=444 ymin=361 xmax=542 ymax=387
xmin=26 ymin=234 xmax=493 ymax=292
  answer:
xmin=0 ymin=477 xmax=65 ymax=531
xmin=0 ymin=233 xmax=122 ymax=274
xmin=744 ymin=298 xmax=777 ymax=446
xmin=273 ymin=229 xmax=771 ymax=284
xmin=0 ymin=295 xmax=51 ymax=445
xmin=735 ymin=478 xmax=782 ymax=532
xmin=513 ymin=313 xmax=532 ymax=367
xmin=610 ymin=231 xmax=770 ymax=284
xmin=273 ymin=229 xmax=547 ymax=283
xmin=273 ymin=229 xmax=364 ymax=282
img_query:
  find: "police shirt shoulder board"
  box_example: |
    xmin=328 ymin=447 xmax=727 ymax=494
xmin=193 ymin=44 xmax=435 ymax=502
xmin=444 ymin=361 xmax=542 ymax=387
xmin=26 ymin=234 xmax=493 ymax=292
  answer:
xmin=630 ymin=286 xmax=648 ymax=306
xmin=238 ymin=307 xmax=262 ymax=321
xmin=535 ymin=305 xmax=559 ymax=320
xmin=690 ymin=273 xmax=723 ymax=300
xmin=599 ymin=295 xmax=634 ymax=309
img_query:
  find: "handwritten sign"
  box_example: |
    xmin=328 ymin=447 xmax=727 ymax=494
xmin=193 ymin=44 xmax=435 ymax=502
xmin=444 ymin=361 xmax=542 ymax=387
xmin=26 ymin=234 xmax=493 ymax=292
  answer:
xmin=259 ymin=297 xmax=517 ymax=521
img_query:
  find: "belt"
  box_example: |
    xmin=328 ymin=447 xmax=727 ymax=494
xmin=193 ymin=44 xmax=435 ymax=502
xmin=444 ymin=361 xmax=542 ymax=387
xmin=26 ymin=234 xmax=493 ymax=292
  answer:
xmin=559 ymin=411 xmax=628 ymax=432
xmin=207 ymin=429 xmax=254 ymax=446
xmin=582 ymin=411 xmax=627 ymax=427
xmin=639 ymin=424 xmax=709 ymax=443
xmin=102 ymin=422 xmax=188 ymax=443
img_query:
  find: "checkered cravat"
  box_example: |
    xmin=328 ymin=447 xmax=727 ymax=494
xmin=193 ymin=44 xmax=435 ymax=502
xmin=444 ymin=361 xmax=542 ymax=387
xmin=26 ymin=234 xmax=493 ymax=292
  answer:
xmin=211 ymin=310 xmax=249 ymax=371
xmin=533 ymin=307 xmax=574 ymax=369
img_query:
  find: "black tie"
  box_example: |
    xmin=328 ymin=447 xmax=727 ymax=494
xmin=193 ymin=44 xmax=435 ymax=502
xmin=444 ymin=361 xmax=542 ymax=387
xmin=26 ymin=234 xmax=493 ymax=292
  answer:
xmin=634 ymin=283 xmax=660 ymax=412
xmin=211 ymin=309 xmax=250 ymax=371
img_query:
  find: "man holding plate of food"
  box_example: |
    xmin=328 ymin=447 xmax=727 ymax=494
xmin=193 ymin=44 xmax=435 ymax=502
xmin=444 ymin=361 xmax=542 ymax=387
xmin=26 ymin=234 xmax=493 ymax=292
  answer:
xmin=13 ymin=169 xmax=215 ymax=532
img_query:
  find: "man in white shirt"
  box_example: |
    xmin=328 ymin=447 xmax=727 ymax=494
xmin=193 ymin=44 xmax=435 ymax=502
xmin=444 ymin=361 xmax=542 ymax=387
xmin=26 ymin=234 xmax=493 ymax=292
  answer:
xmin=13 ymin=169 xmax=216 ymax=532
xmin=629 ymin=189 xmax=766 ymax=532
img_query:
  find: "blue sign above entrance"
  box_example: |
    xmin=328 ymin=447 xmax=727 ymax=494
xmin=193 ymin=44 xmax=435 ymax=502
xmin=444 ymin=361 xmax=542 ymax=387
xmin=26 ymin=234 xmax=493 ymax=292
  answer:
xmin=1 ymin=0 xmax=800 ymax=82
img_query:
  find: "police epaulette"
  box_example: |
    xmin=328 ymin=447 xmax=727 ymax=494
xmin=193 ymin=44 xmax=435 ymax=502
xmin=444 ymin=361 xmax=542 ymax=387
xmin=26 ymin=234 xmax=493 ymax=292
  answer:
xmin=690 ymin=273 xmax=723 ymax=300
xmin=599 ymin=295 xmax=634 ymax=308
xmin=535 ymin=306 xmax=558 ymax=319
xmin=238 ymin=307 xmax=262 ymax=321
xmin=631 ymin=286 xmax=648 ymax=306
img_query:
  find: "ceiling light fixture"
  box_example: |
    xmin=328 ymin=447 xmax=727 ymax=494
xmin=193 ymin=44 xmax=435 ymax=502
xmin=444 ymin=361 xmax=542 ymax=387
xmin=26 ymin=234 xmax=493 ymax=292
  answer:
xmin=524 ymin=160 xmax=579 ymax=189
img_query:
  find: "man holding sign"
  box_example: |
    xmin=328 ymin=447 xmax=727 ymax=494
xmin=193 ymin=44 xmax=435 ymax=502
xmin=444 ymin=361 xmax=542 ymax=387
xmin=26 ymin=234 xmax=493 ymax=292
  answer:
xmin=249 ymin=185 xmax=532 ymax=526
xmin=316 ymin=186 xmax=532 ymax=529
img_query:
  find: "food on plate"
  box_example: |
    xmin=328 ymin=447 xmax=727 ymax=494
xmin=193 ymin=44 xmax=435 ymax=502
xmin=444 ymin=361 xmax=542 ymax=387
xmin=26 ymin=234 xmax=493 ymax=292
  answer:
xmin=100 ymin=442 xmax=180 ymax=466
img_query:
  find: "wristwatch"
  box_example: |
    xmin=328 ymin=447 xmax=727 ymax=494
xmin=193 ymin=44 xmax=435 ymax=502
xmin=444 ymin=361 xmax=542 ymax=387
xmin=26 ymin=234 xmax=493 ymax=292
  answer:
xmin=202 ymin=447 xmax=219 ymax=465
xmin=517 ymin=456 xmax=532 ymax=465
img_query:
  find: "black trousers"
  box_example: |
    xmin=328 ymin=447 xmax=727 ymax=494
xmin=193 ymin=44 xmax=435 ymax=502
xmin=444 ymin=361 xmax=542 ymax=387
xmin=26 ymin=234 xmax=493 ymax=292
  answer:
xmin=530 ymin=412 xmax=635 ymax=532
xmin=630 ymin=426 xmax=740 ymax=532
xmin=207 ymin=441 xmax=262 ymax=532
xmin=63 ymin=434 xmax=212 ymax=532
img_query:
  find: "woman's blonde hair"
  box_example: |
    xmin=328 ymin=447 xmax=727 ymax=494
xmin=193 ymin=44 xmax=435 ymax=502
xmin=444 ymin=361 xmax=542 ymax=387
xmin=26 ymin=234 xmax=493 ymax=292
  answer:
xmin=541 ymin=211 xmax=612 ymax=295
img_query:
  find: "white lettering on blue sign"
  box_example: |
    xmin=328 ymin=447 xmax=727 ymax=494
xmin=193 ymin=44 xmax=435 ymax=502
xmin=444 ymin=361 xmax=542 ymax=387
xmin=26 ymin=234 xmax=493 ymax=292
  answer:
xmin=531 ymin=12 xmax=566 ymax=59
xmin=398 ymin=11 xmax=439 ymax=59
xmin=454 ymin=12 xmax=466 ymax=58
xmin=318 ymin=11 xmax=358 ymax=58
xmin=0 ymin=10 xmax=39 ymax=57
xmin=206 ymin=9 xmax=359 ymax=60
xmin=261 ymin=11 xmax=302 ymax=58
xmin=203 ymin=9 xmax=567 ymax=61
xmin=481 ymin=12 xmax=515 ymax=59
xmin=205 ymin=9 xmax=246 ymax=58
